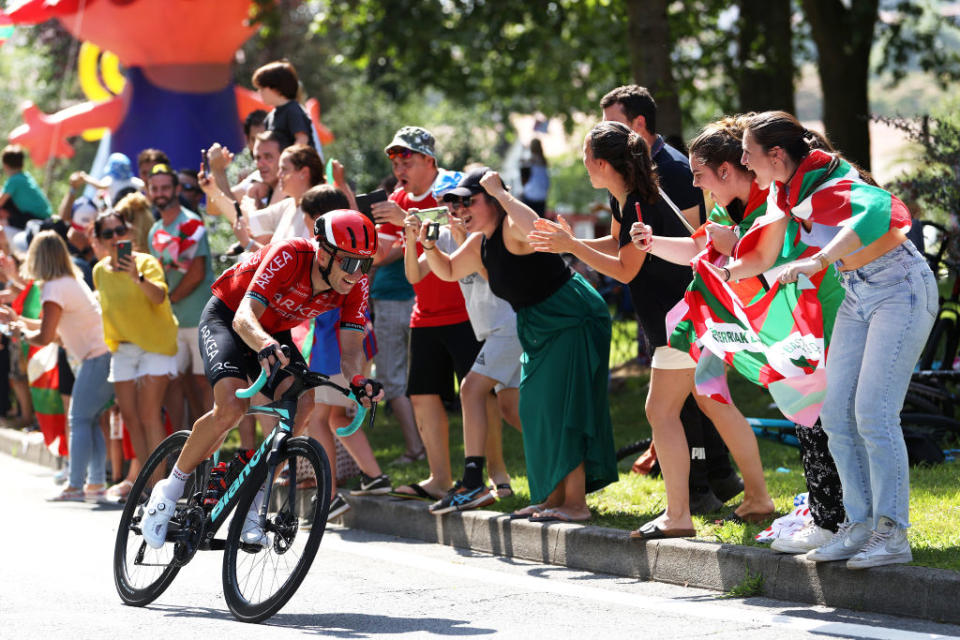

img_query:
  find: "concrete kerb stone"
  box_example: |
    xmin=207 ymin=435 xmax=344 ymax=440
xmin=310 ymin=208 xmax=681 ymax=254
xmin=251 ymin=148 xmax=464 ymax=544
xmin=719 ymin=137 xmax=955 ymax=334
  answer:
xmin=342 ymin=494 xmax=960 ymax=625
xmin=6 ymin=423 xmax=958 ymax=626
xmin=0 ymin=426 xmax=61 ymax=468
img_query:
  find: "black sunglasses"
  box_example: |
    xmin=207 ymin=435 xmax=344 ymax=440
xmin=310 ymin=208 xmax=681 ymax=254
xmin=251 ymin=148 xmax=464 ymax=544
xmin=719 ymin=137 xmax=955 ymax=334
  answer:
xmin=448 ymin=195 xmax=477 ymax=212
xmin=99 ymin=225 xmax=128 ymax=240
xmin=180 ymin=184 xmax=200 ymax=192
xmin=333 ymin=252 xmax=373 ymax=275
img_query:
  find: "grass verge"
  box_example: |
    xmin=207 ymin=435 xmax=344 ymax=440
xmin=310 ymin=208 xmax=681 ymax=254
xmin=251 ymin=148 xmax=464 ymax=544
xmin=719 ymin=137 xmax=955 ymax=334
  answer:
xmin=225 ymin=325 xmax=960 ymax=572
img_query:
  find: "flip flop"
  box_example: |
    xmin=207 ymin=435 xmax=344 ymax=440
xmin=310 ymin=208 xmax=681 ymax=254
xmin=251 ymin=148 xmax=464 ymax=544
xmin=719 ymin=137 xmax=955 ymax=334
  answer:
xmin=629 ymin=520 xmax=696 ymax=540
xmin=529 ymin=508 xmax=590 ymax=524
xmin=716 ymin=509 xmax=775 ymax=525
xmin=508 ymin=504 xmax=543 ymax=520
xmin=389 ymin=483 xmax=442 ymax=501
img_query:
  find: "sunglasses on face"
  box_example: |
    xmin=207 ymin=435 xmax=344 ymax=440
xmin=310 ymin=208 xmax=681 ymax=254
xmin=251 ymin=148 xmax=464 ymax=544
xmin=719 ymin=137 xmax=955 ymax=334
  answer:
xmin=448 ymin=195 xmax=476 ymax=212
xmin=387 ymin=148 xmax=415 ymax=161
xmin=180 ymin=184 xmax=199 ymax=192
xmin=334 ymin=252 xmax=374 ymax=275
xmin=99 ymin=225 xmax=128 ymax=240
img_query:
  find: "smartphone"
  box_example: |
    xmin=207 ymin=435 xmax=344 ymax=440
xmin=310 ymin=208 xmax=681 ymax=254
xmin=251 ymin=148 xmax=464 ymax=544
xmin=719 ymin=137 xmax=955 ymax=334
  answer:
xmin=200 ymin=148 xmax=208 ymax=174
xmin=417 ymin=207 xmax=449 ymax=225
xmin=116 ymin=240 xmax=132 ymax=263
xmin=354 ymin=188 xmax=388 ymax=217
xmin=634 ymin=202 xmax=644 ymax=225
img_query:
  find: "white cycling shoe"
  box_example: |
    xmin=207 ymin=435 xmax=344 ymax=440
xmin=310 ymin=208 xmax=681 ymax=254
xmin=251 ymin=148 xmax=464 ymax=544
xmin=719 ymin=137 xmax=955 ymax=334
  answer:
xmin=241 ymin=507 xmax=270 ymax=548
xmin=141 ymin=480 xmax=177 ymax=549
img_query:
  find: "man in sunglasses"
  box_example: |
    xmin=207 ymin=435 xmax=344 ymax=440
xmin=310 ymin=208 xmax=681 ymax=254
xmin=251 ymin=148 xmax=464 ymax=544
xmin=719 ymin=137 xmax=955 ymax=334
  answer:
xmin=140 ymin=209 xmax=385 ymax=549
xmin=147 ymin=164 xmax=217 ymax=430
xmin=371 ymin=126 xmax=479 ymax=500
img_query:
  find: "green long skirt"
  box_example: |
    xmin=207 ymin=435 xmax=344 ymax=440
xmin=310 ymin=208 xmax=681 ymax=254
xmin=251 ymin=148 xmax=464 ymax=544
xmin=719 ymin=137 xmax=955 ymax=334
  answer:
xmin=516 ymin=273 xmax=618 ymax=504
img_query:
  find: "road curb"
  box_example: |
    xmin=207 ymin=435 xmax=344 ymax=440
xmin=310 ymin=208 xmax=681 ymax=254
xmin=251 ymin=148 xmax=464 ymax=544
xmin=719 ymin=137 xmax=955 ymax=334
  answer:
xmin=341 ymin=494 xmax=960 ymax=625
xmin=5 ymin=425 xmax=955 ymax=624
xmin=0 ymin=426 xmax=62 ymax=469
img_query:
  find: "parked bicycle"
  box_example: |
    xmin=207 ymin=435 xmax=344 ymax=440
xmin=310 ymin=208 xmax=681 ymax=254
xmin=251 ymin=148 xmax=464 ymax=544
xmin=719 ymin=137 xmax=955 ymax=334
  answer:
xmin=112 ymin=354 xmax=375 ymax=623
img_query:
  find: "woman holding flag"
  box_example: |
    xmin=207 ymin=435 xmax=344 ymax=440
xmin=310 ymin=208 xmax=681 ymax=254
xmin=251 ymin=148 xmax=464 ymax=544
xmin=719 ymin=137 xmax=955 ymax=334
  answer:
xmin=529 ymin=121 xmax=773 ymax=539
xmin=632 ymin=116 xmax=846 ymax=554
xmin=713 ymin=110 xmax=935 ymax=569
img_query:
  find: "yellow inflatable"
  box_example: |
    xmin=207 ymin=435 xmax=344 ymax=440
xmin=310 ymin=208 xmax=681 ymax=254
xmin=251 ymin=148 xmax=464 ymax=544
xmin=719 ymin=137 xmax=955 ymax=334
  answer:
xmin=78 ymin=41 xmax=125 ymax=141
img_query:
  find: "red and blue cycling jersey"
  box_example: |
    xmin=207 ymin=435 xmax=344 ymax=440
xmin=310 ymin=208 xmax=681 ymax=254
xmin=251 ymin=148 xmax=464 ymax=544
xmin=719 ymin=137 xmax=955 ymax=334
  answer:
xmin=211 ymin=237 xmax=368 ymax=335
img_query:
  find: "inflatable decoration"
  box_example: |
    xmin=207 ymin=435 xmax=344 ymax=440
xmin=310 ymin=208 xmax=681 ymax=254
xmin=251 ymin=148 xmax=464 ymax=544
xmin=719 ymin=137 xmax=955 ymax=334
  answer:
xmin=4 ymin=0 xmax=333 ymax=169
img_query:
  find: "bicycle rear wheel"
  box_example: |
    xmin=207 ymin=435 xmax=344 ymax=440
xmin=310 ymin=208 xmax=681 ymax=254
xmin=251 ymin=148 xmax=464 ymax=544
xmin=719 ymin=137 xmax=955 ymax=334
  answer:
xmin=222 ymin=436 xmax=331 ymax=623
xmin=113 ymin=430 xmax=202 ymax=606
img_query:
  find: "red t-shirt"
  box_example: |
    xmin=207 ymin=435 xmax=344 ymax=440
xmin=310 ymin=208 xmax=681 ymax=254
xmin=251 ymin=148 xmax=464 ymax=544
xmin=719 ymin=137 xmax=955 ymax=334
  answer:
xmin=211 ymin=237 xmax=368 ymax=334
xmin=389 ymin=184 xmax=469 ymax=328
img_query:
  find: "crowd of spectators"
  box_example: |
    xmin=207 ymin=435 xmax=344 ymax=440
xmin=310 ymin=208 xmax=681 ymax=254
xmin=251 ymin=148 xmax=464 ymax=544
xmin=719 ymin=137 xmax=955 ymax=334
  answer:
xmin=0 ymin=59 xmax=933 ymax=569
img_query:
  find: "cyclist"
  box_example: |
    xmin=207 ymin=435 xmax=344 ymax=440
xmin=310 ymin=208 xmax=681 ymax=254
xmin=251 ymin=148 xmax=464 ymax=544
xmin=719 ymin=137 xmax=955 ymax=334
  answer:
xmin=140 ymin=209 xmax=384 ymax=549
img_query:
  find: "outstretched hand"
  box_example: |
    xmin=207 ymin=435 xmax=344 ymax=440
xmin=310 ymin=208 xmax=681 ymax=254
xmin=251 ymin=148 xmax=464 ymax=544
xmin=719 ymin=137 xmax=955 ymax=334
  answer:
xmin=778 ymin=257 xmax=821 ymax=284
xmin=528 ymin=216 xmax=576 ymax=254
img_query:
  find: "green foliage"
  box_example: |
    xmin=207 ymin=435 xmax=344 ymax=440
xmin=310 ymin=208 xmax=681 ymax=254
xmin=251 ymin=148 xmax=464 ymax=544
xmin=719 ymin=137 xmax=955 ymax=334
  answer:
xmin=875 ymin=98 xmax=960 ymax=224
xmin=874 ymin=0 xmax=960 ymax=88
xmin=723 ymin=567 xmax=765 ymax=598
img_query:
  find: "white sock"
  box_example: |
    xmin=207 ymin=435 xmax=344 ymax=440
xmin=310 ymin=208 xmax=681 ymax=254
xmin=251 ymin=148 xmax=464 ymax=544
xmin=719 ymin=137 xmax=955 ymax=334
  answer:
xmin=162 ymin=466 xmax=190 ymax=502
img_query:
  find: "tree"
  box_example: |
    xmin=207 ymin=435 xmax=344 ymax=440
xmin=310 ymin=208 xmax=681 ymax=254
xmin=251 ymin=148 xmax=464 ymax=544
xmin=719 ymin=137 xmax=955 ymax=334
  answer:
xmin=800 ymin=0 xmax=878 ymax=169
xmin=736 ymin=0 xmax=794 ymax=114
xmin=626 ymin=0 xmax=682 ymax=138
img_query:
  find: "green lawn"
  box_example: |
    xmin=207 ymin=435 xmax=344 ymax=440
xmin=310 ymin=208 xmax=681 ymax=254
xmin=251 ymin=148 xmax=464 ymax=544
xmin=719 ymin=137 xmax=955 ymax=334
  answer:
xmin=226 ymin=318 xmax=960 ymax=571
xmin=357 ymin=371 xmax=960 ymax=572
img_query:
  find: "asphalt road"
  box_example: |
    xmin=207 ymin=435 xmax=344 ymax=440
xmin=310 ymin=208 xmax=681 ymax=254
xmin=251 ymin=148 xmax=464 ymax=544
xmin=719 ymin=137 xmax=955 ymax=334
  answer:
xmin=3 ymin=452 xmax=960 ymax=640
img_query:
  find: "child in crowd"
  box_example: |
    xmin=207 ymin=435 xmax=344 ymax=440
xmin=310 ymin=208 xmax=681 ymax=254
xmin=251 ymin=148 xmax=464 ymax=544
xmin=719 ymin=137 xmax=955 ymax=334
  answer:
xmin=252 ymin=60 xmax=318 ymax=152
xmin=0 ymin=145 xmax=53 ymax=234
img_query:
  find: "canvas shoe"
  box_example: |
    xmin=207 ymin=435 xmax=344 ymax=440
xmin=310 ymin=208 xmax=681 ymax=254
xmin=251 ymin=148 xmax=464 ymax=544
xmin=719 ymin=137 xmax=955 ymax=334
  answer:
xmin=350 ymin=473 xmax=392 ymax=496
xmin=328 ymin=494 xmax=351 ymax=519
xmin=806 ymin=521 xmax=872 ymax=562
xmin=846 ymin=516 xmax=912 ymax=569
xmin=771 ymin=521 xmax=835 ymax=554
xmin=429 ymin=483 xmax=495 ymax=515
xmin=141 ymin=480 xmax=177 ymax=549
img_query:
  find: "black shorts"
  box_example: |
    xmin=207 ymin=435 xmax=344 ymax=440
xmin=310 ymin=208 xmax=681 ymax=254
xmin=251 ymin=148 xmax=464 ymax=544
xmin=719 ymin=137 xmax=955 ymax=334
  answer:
xmin=198 ymin=297 xmax=307 ymax=396
xmin=406 ymin=321 xmax=482 ymax=399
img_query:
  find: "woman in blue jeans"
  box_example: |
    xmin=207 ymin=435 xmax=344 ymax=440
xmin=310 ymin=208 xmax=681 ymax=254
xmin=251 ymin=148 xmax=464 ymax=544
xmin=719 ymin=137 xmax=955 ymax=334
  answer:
xmin=711 ymin=111 xmax=936 ymax=569
xmin=3 ymin=231 xmax=114 ymax=501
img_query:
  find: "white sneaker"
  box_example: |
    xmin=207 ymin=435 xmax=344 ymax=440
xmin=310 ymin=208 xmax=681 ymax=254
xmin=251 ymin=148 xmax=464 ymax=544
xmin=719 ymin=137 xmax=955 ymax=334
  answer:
xmin=806 ymin=521 xmax=871 ymax=562
xmin=241 ymin=505 xmax=270 ymax=548
xmin=771 ymin=521 xmax=834 ymax=554
xmin=846 ymin=516 xmax=912 ymax=569
xmin=141 ymin=480 xmax=177 ymax=549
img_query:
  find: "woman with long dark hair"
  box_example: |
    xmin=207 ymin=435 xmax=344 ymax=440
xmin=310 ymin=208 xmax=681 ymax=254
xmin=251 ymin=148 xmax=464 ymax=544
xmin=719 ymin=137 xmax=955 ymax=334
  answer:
xmin=631 ymin=116 xmax=846 ymax=553
xmin=529 ymin=121 xmax=773 ymax=538
xmin=716 ymin=110 xmax=934 ymax=568
xmin=419 ymin=166 xmax=617 ymax=523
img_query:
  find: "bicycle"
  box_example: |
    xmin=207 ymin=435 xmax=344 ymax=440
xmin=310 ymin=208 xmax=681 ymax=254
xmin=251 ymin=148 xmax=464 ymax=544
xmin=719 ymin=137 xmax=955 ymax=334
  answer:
xmin=112 ymin=354 xmax=376 ymax=623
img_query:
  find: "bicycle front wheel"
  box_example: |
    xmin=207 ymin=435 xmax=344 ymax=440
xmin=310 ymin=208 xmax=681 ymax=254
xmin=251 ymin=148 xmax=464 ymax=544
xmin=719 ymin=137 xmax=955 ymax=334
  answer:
xmin=222 ymin=436 xmax=331 ymax=623
xmin=114 ymin=430 xmax=201 ymax=606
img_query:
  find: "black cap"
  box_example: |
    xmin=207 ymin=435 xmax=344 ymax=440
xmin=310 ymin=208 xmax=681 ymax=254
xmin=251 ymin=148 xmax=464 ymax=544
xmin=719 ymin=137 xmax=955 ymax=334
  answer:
xmin=442 ymin=166 xmax=492 ymax=201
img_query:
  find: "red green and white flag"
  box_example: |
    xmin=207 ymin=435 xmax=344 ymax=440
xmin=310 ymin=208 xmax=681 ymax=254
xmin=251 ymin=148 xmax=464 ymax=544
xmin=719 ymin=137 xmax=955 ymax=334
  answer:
xmin=668 ymin=185 xmax=845 ymax=426
xmin=151 ymin=217 xmax=206 ymax=273
xmin=777 ymin=149 xmax=912 ymax=246
xmin=12 ymin=282 xmax=68 ymax=455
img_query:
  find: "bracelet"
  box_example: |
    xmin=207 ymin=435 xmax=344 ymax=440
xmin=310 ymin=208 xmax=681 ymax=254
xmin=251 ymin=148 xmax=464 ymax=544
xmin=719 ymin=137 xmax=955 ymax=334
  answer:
xmin=813 ymin=252 xmax=830 ymax=271
xmin=721 ymin=266 xmax=731 ymax=282
xmin=138 ymin=271 xmax=145 ymax=283
xmin=245 ymin=238 xmax=257 ymax=251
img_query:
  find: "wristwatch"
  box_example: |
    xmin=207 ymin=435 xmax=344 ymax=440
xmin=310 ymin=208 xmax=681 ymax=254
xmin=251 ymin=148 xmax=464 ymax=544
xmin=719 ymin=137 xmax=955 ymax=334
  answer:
xmin=138 ymin=271 xmax=145 ymax=283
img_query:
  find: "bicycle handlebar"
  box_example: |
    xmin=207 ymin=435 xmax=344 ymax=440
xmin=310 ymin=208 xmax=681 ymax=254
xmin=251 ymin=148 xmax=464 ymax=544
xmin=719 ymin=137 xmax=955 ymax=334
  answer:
xmin=234 ymin=350 xmax=377 ymax=436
